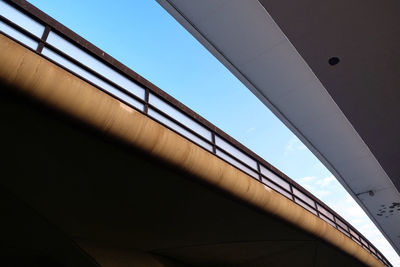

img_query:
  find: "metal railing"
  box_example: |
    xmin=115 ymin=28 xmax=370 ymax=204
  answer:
xmin=0 ymin=0 xmax=391 ymax=265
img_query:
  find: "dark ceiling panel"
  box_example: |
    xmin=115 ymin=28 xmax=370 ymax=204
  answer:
xmin=259 ymin=0 xmax=400 ymax=190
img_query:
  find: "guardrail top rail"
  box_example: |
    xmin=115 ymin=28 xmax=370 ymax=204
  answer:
xmin=0 ymin=0 xmax=392 ymax=266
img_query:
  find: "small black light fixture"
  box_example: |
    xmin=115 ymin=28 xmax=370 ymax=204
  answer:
xmin=329 ymin=57 xmax=340 ymax=66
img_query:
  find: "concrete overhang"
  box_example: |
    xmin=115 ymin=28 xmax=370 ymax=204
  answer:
xmin=155 ymin=0 xmax=400 ymax=255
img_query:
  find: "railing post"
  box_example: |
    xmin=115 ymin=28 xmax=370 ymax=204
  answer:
xmin=333 ymin=217 xmax=339 ymax=230
xmin=257 ymin=162 xmax=262 ymax=181
xmin=289 ymin=184 xmax=295 ymax=201
xmin=211 ymin=132 xmax=216 ymax=154
xmin=36 ymin=25 xmax=50 ymax=53
xmin=314 ymin=201 xmax=320 ymax=218
xmin=144 ymin=88 xmax=149 ymax=114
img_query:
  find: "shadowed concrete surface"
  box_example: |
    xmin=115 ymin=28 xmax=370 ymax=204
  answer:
xmin=0 ymin=85 xmax=367 ymax=266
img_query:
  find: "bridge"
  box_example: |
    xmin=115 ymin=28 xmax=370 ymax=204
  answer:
xmin=0 ymin=0 xmax=391 ymax=266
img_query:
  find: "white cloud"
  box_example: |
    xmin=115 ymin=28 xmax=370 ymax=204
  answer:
xmin=245 ymin=127 xmax=256 ymax=134
xmin=344 ymin=194 xmax=354 ymax=203
xmin=298 ymin=175 xmax=335 ymax=189
xmin=315 ymin=190 xmax=331 ymax=197
xmin=284 ymin=136 xmax=306 ymax=155
xmin=344 ymin=204 xmax=366 ymax=218
xmin=299 ymin=176 xmax=316 ymax=183
xmin=297 ymin=176 xmax=335 ymax=199
xmin=303 ymin=184 xmax=315 ymax=193
xmin=315 ymin=175 xmax=335 ymax=187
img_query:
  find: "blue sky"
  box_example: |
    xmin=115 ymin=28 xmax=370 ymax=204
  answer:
xmin=28 ymin=0 xmax=399 ymax=265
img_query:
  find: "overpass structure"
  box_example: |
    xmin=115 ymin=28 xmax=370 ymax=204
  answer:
xmin=156 ymin=0 xmax=400 ymax=258
xmin=0 ymin=0 xmax=392 ymax=266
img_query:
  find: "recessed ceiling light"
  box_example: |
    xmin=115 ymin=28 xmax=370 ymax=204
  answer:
xmin=329 ymin=57 xmax=340 ymax=66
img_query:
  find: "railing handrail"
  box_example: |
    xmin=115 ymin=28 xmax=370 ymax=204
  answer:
xmin=2 ymin=0 xmax=358 ymax=232
xmin=0 ymin=0 xmax=391 ymax=265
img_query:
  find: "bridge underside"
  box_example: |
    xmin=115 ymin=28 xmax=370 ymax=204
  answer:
xmin=0 ymin=86 xmax=365 ymax=266
xmin=0 ymin=30 xmax=382 ymax=266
